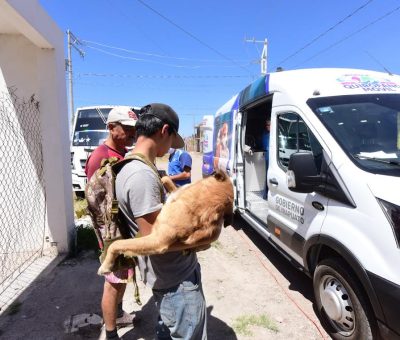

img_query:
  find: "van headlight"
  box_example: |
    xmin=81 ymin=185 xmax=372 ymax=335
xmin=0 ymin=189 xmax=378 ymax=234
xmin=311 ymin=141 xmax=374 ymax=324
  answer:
xmin=377 ymin=198 xmax=400 ymax=248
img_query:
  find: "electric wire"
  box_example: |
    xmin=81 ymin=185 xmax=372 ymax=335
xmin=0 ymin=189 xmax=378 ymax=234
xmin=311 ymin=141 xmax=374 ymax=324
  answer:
xmin=76 ymin=73 xmax=252 ymax=79
xmin=274 ymin=0 xmax=375 ymax=68
xmin=364 ymin=50 xmax=393 ymax=75
xmin=85 ymin=45 xmax=200 ymax=68
xmin=135 ymin=0 xmax=254 ymax=76
xmin=82 ymin=39 xmax=251 ymax=63
xmin=294 ymin=5 xmax=400 ymax=68
xmin=105 ymin=0 xmax=169 ymax=56
xmin=85 ymin=44 xmax=254 ymax=69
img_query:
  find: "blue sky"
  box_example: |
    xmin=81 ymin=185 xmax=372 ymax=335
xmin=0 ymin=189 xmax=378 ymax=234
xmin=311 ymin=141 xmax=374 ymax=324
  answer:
xmin=40 ymin=0 xmax=400 ymax=137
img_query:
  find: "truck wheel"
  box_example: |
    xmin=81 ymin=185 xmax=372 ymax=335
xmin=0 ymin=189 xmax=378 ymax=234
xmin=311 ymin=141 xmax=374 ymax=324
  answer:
xmin=313 ymin=258 xmax=375 ymax=340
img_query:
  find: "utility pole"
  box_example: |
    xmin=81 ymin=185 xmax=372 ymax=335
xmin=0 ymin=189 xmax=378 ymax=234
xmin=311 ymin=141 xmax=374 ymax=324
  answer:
xmin=245 ymin=37 xmax=268 ymax=75
xmin=66 ymin=30 xmax=85 ymax=128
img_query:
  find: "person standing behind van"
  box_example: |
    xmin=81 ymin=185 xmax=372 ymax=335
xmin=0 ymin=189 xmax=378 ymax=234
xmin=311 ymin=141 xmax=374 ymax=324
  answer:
xmin=167 ymin=148 xmax=192 ymax=186
xmin=262 ymin=118 xmax=271 ymax=199
xmin=84 ymin=106 xmax=139 ymax=339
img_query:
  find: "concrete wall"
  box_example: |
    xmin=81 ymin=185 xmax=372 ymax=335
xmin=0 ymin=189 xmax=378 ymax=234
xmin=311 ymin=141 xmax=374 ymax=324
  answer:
xmin=0 ymin=0 xmax=74 ymax=253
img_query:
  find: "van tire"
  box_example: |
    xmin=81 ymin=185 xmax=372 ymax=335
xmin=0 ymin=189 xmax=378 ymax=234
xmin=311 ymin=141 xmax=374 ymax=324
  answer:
xmin=313 ymin=258 xmax=376 ymax=340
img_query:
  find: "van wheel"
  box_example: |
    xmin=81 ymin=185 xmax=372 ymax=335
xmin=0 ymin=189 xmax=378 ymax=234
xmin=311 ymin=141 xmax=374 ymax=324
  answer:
xmin=313 ymin=258 xmax=375 ymax=340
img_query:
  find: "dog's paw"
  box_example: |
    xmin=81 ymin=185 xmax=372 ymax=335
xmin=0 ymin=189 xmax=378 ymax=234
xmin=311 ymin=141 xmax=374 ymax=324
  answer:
xmin=97 ymin=265 xmax=111 ymax=276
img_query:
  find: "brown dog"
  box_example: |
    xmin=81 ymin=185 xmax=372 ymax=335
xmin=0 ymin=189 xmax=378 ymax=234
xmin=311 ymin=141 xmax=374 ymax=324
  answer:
xmin=98 ymin=170 xmax=234 ymax=275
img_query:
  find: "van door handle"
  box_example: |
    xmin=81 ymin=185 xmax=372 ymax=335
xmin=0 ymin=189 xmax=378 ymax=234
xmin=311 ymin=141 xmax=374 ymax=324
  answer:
xmin=269 ymin=178 xmax=278 ymax=185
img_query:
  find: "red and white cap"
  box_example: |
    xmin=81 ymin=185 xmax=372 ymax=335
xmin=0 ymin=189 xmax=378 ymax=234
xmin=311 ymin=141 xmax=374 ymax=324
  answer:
xmin=106 ymin=106 xmax=138 ymax=126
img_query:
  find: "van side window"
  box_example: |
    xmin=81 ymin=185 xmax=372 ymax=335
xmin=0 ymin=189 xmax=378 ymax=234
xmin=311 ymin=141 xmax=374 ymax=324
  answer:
xmin=277 ymin=112 xmax=323 ymax=172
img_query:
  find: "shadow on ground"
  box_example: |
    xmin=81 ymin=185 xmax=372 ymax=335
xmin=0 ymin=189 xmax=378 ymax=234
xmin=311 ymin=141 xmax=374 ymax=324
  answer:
xmin=122 ymin=304 xmax=237 ymax=339
xmin=0 ymin=251 xmax=104 ymax=339
xmin=231 ymin=214 xmax=315 ymax=302
xmin=0 ymin=249 xmax=237 ymax=340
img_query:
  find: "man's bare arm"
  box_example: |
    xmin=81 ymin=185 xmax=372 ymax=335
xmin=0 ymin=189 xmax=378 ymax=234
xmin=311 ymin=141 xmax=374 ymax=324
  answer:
xmin=135 ymin=210 xmax=160 ymax=236
xmin=169 ymin=166 xmax=191 ymax=181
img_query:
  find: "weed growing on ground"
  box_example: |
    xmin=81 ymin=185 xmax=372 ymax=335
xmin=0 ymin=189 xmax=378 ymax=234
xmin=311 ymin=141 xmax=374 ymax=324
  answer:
xmin=74 ymin=196 xmax=88 ymax=219
xmin=232 ymin=314 xmax=278 ymax=336
xmin=211 ymin=240 xmax=223 ymax=250
xmin=6 ymin=300 xmax=22 ymax=315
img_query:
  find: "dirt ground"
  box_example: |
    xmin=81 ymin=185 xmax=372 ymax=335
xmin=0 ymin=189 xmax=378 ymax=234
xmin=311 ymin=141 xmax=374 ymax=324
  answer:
xmin=0 ymin=152 xmax=329 ymax=339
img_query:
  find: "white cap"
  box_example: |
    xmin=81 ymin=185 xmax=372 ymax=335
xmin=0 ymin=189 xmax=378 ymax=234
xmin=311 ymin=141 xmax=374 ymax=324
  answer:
xmin=106 ymin=106 xmax=138 ymax=126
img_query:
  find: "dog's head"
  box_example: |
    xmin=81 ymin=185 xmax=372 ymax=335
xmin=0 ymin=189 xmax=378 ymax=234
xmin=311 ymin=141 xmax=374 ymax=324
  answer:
xmin=210 ymin=169 xmax=234 ymax=227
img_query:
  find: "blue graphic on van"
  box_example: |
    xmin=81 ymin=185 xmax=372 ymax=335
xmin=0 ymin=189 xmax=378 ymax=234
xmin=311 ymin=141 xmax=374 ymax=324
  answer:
xmin=202 ymin=151 xmax=214 ymax=176
xmin=239 ymin=74 xmax=269 ymax=109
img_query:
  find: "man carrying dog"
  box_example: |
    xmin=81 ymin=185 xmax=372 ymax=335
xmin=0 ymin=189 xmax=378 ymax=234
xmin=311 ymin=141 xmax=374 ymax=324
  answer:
xmin=85 ymin=106 xmax=138 ymax=338
xmin=115 ymin=103 xmax=207 ymax=340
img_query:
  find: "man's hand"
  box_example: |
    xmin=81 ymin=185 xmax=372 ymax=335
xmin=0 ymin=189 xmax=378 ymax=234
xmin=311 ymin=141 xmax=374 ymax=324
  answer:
xmin=161 ymin=176 xmax=178 ymax=193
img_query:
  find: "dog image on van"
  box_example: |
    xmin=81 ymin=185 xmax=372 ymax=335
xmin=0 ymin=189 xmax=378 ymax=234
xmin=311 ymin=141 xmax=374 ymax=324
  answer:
xmin=98 ymin=169 xmax=234 ymax=275
xmin=213 ymin=122 xmax=230 ymax=171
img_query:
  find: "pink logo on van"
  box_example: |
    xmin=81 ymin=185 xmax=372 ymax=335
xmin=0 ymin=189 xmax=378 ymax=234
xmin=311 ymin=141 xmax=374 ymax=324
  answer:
xmin=337 ymin=74 xmax=400 ymax=92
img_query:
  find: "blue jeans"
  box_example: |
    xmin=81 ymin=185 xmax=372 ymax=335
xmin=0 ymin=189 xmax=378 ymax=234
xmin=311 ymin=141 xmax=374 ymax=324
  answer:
xmin=152 ymin=264 xmax=207 ymax=340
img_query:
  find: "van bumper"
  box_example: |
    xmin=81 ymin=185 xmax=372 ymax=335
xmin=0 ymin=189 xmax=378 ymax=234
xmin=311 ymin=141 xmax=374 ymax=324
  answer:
xmin=367 ymin=271 xmax=400 ymax=338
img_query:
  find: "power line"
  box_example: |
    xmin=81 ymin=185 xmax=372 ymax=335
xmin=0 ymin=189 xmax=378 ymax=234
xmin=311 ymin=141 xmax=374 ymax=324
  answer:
xmin=82 ymin=39 xmax=251 ymax=63
xmin=85 ymin=44 xmax=254 ymax=69
xmin=274 ymin=0 xmax=374 ymax=68
xmin=85 ymin=45 xmax=199 ymax=68
xmin=294 ymin=5 xmax=400 ymax=68
xmin=364 ymin=50 xmax=392 ymax=75
xmin=135 ymin=0 xmax=254 ymax=76
xmin=76 ymin=72 xmax=252 ymax=79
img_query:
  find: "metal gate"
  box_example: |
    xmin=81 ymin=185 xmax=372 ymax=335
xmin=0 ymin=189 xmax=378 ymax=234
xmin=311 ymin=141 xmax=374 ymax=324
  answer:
xmin=0 ymin=88 xmax=46 ymax=297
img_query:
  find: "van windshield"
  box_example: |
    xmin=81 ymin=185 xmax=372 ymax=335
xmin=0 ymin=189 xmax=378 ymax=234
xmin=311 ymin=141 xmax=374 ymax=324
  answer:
xmin=307 ymin=94 xmax=400 ymax=176
xmin=72 ymin=108 xmax=111 ymax=146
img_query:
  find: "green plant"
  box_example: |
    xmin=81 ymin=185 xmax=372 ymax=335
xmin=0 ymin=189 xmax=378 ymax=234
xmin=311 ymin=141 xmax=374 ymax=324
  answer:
xmin=7 ymin=300 xmax=22 ymax=315
xmin=74 ymin=197 xmax=88 ymax=218
xmin=232 ymin=314 xmax=278 ymax=336
xmin=211 ymin=240 xmax=223 ymax=250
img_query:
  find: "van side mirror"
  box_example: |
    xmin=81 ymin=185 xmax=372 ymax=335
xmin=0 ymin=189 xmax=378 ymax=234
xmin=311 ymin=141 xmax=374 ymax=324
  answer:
xmin=287 ymin=152 xmax=322 ymax=193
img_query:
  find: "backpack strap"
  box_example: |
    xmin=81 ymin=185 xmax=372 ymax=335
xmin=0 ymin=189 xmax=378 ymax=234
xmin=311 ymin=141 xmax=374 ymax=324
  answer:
xmin=124 ymin=153 xmax=165 ymax=202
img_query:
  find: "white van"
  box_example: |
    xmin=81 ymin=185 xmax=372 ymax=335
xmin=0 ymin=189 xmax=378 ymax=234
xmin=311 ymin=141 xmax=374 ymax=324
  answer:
xmin=70 ymin=105 xmax=140 ymax=195
xmin=204 ymin=68 xmax=400 ymax=339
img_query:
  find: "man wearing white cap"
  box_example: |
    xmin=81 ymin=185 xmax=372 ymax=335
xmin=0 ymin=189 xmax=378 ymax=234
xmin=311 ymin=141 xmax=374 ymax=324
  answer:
xmin=85 ymin=106 xmax=138 ymax=180
xmin=84 ymin=106 xmax=138 ymax=334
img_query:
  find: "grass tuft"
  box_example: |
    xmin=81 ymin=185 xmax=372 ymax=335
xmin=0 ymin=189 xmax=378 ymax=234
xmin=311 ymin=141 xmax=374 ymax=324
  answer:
xmin=74 ymin=197 xmax=88 ymax=219
xmin=7 ymin=300 xmax=22 ymax=315
xmin=211 ymin=240 xmax=223 ymax=250
xmin=232 ymin=314 xmax=279 ymax=336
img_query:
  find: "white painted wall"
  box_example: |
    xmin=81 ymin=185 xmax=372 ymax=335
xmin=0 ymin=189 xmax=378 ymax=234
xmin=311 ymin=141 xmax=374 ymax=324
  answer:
xmin=0 ymin=0 xmax=74 ymax=253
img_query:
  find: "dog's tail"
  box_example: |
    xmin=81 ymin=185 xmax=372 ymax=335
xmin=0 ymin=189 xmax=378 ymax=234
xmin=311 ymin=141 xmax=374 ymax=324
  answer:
xmin=212 ymin=169 xmax=228 ymax=182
